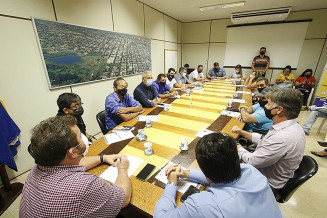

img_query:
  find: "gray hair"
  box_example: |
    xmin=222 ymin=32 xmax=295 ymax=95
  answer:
xmin=266 ymin=88 xmax=303 ymax=119
xmin=142 ymin=71 xmax=152 ymax=78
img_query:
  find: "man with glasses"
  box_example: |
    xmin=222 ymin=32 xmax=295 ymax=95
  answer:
xmin=57 ymin=93 xmax=96 ymax=143
xmin=20 ymin=116 xmax=131 ymax=217
xmin=232 ymin=88 xmax=305 ymax=196
xmin=105 ymin=77 xmax=144 ymax=130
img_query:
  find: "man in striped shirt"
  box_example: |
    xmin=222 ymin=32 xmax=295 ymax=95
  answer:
xmin=251 ymin=47 xmax=270 ymax=77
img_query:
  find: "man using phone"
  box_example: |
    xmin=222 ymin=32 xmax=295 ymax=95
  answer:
xmin=154 ymin=133 xmax=282 ymax=217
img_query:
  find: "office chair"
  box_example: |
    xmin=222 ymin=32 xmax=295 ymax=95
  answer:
xmin=277 ymin=155 xmax=318 ymax=203
xmin=96 ymin=110 xmax=109 ymax=135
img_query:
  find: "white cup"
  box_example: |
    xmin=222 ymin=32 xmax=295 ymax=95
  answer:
xmin=180 ymin=137 xmax=189 ymax=151
xmin=144 ymin=142 xmax=153 ymax=155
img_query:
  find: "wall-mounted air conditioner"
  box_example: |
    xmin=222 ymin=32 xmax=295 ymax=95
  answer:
xmin=231 ymin=7 xmax=291 ymax=24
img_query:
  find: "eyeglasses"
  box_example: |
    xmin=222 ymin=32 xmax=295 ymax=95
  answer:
xmin=69 ymin=102 xmax=84 ymax=110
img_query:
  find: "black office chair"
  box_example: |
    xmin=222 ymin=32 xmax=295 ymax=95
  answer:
xmin=96 ymin=110 xmax=109 ymax=135
xmin=277 ymin=155 xmax=318 ymax=203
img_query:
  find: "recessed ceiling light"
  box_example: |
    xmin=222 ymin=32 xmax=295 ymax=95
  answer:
xmin=200 ymin=1 xmax=245 ymax=11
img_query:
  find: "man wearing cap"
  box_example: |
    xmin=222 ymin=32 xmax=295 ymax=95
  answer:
xmin=207 ymin=62 xmax=226 ymax=79
xmin=238 ymin=78 xmax=273 ymax=133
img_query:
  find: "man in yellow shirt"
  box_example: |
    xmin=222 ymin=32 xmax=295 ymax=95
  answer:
xmin=276 ymin=65 xmax=294 ymax=88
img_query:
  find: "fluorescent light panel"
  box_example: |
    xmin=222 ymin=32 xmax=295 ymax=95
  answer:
xmin=200 ymin=1 xmax=245 ymax=11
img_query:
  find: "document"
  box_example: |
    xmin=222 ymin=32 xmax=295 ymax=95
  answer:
xmin=137 ymin=115 xmax=159 ymax=122
xmin=235 ymin=91 xmax=252 ymax=94
xmin=196 ymin=129 xmax=215 ymax=138
xmin=221 ymin=110 xmax=241 ymax=118
xmin=100 ymin=155 xmax=144 ymax=183
xmin=168 ymin=95 xmax=180 ymax=99
xmin=156 ymin=103 xmax=172 ymax=108
xmin=235 ymin=85 xmax=245 ymax=87
xmin=229 ymin=99 xmax=247 ymax=103
xmin=192 ymin=89 xmax=204 ymax=93
xmin=103 ymin=131 xmax=135 ymax=144
xmin=155 ymin=161 xmax=199 ymax=194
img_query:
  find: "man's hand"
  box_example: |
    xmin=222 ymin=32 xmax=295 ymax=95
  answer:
xmin=232 ymin=126 xmax=242 ymax=135
xmin=103 ymin=154 xmax=126 ymax=166
xmin=237 ymin=115 xmax=243 ymax=121
xmin=116 ymin=155 xmax=130 ymax=171
xmin=138 ymin=108 xmax=145 ymax=114
xmin=165 ymin=164 xmax=190 ymax=179
xmin=117 ymin=107 xmax=130 ymax=115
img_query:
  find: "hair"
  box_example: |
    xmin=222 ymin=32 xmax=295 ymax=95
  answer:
xmin=29 ymin=116 xmax=78 ymax=166
xmin=266 ymin=88 xmax=303 ymax=119
xmin=283 ymin=65 xmax=292 ymax=73
xmin=179 ymin=67 xmax=186 ymax=73
xmin=301 ymin=69 xmax=313 ymax=77
xmin=260 ymin=47 xmax=266 ymax=50
xmin=235 ymin=64 xmax=242 ymax=74
xmin=195 ymin=132 xmax=241 ymax=183
xmin=113 ymin=77 xmax=126 ymax=88
xmin=214 ymin=62 xmax=219 ymax=66
xmin=168 ymin=68 xmax=176 ymax=73
xmin=157 ymin=73 xmax=166 ymax=80
xmin=142 ymin=71 xmax=151 ymax=78
xmin=184 ymin=63 xmax=189 ymax=68
xmin=57 ymin=93 xmax=81 ymax=111
xmin=256 ymin=77 xmax=269 ymax=85
xmin=253 ymin=71 xmax=262 ymax=81
xmin=197 ymin=65 xmax=203 ymax=68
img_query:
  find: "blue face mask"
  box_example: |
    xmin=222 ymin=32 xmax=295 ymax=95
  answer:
xmin=159 ymin=82 xmax=166 ymax=86
xmin=146 ymin=79 xmax=153 ymax=86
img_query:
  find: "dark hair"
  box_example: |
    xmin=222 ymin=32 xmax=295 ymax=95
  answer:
xmin=256 ymin=77 xmax=269 ymax=85
xmin=283 ymin=65 xmax=292 ymax=73
xmin=57 ymin=93 xmax=81 ymax=111
xmin=260 ymin=47 xmax=266 ymax=50
xmin=184 ymin=64 xmax=189 ymax=68
xmin=195 ymin=132 xmax=241 ymax=183
xmin=179 ymin=67 xmax=186 ymax=73
xmin=30 ymin=116 xmax=78 ymax=166
xmin=301 ymin=69 xmax=313 ymax=77
xmin=168 ymin=68 xmax=175 ymax=73
xmin=235 ymin=64 xmax=242 ymax=74
xmin=157 ymin=73 xmax=166 ymax=80
xmin=214 ymin=62 xmax=219 ymax=66
xmin=198 ymin=65 xmax=203 ymax=68
xmin=266 ymin=88 xmax=303 ymax=119
xmin=113 ymin=77 xmax=126 ymax=88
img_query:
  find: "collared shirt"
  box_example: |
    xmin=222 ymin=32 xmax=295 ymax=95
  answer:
xmin=20 ymin=165 xmax=124 ymax=217
xmin=238 ymin=119 xmax=305 ymax=189
xmin=252 ymin=55 xmax=270 ymax=72
xmin=174 ymin=73 xmax=190 ymax=85
xmin=153 ymin=80 xmax=171 ymax=94
xmin=133 ymin=82 xmax=159 ymax=108
xmin=208 ymin=67 xmax=226 ymax=77
xmin=244 ymin=103 xmax=273 ymax=132
xmin=105 ymin=92 xmax=141 ymax=130
xmin=154 ymin=164 xmax=283 ymax=218
xmin=188 ymin=69 xmax=204 ymax=82
xmin=57 ymin=110 xmax=86 ymax=135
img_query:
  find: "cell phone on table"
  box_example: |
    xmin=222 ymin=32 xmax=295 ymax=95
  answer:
xmin=136 ymin=163 xmax=156 ymax=182
xmin=180 ymin=185 xmax=200 ymax=202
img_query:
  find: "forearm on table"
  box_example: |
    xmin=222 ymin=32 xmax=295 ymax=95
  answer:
xmin=115 ymin=169 xmax=131 ymax=208
xmin=79 ymin=156 xmax=101 ymax=171
xmin=119 ymin=112 xmax=140 ymax=122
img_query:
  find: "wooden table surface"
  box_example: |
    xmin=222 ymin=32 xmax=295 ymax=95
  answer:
xmin=87 ymin=80 xmax=252 ymax=217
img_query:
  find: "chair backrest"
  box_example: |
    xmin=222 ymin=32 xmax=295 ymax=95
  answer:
xmin=96 ymin=110 xmax=108 ymax=135
xmin=278 ymin=155 xmax=318 ymax=203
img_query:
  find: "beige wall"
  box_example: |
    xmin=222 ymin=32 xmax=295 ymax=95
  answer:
xmin=0 ymin=0 xmax=182 ymax=179
xmin=182 ymin=9 xmax=327 ymax=85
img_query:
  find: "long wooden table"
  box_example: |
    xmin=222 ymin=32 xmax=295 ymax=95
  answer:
xmin=87 ymin=80 xmax=252 ymax=217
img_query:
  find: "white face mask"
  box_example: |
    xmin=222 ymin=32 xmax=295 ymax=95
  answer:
xmin=80 ymin=133 xmax=90 ymax=156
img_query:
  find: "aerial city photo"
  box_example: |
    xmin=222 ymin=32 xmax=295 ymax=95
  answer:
xmin=33 ymin=18 xmax=151 ymax=88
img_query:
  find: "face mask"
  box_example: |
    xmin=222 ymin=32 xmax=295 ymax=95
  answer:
xmin=167 ymin=75 xmax=174 ymax=81
xmin=214 ymin=68 xmax=219 ymax=72
xmin=305 ymin=74 xmax=311 ymax=77
xmin=73 ymin=106 xmax=84 ymax=117
xmin=160 ymin=82 xmax=166 ymax=86
xmin=117 ymin=88 xmax=127 ymax=96
xmin=198 ymin=70 xmax=203 ymax=73
xmin=258 ymin=100 xmax=268 ymax=108
xmin=77 ymin=133 xmax=89 ymax=156
xmin=257 ymin=87 xmax=265 ymax=93
xmin=235 ymin=70 xmax=239 ymax=73
xmin=146 ymin=79 xmax=153 ymax=86
xmin=264 ymin=106 xmax=279 ymax=120
xmin=260 ymin=51 xmax=265 ymax=55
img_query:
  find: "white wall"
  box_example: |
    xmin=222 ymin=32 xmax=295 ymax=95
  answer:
xmin=0 ymin=0 xmax=183 ymax=179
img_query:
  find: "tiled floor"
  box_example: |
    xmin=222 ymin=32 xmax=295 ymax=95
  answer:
xmin=1 ymin=111 xmax=326 ymax=218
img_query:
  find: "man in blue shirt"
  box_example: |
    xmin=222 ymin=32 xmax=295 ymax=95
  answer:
xmin=154 ymin=132 xmax=282 ymax=218
xmin=105 ymin=78 xmax=144 ymax=130
xmin=206 ymin=62 xmax=226 ymax=79
xmin=133 ymin=71 xmax=161 ymax=108
xmin=153 ymin=74 xmax=176 ymax=99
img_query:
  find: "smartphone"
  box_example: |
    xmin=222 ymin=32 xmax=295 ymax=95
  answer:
xmin=136 ymin=163 xmax=156 ymax=182
xmin=180 ymin=185 xmax=200 ymax=203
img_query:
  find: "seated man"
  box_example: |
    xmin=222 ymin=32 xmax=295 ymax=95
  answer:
xmin=20 ymin=116 xmax=131 ymax=217
xmin=105 ymin=78 xmax=144 ymax=131
xmin=232 ymin=88 xmax=305 ymax=192
xmin=133 ymin=71 xmax=161 ymax=108
xmin=239 ymin=84 xmax=273 ymax=133
xmin=153 ymin=74 xmax=176 ymax=99
xmin=302 ymin=104 xmax=327 ymax=135
xmin=57 ymin=93 xmax=96 ymax=143
xmin=174 ymin=67 xmax=193 ymax=86
xmin=206 ymin=62 xmax=226 ymax=79
xmin=154 ymin=133 xmax=282 ymax=217
xmin=188 ymin=65 xmax=204 ymax=82
xmin=166 ymin=68 xmax=186 ymax=90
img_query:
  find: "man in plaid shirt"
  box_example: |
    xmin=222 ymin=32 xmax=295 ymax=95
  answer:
xmin=20 ymin=115 xmax=131 ymax=217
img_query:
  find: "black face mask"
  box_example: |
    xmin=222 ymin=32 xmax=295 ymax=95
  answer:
xmin=117 ymin=88 xmax=127 ymax=97
xmin=257 ymin=87 xmax=265 ymax=93
xmin=264 ymin=106 xmax=278 ymax=120
xmin=258 ymin=100 xmax=268 ymax=108
xmin=305 ymin=74 xmax=311 ymax=78
xmin=73 ymin=106 xmax=84 ymax=117
xmin=167 ymin=75 xmax=174 ymax=81
xmin=214 ymin=68 xmax=219 ymax=72
xmin=198 ymin=70 xmax=203 ymax=73
xmin=260 ymin=51 xmax=265 ymax=55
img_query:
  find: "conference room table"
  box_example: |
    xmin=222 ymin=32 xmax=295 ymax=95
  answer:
xmin=87 ymin=80 xmax=252 ymax=217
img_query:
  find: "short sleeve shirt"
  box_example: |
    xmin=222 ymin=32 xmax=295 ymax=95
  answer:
xmin=252 ymin=55 xmax=270 ymax=72
xmin=244 ymin=104 xmax=273 ymax=132
xmin=174 ymin=73 xmax=190 ymax=84
xmin=295 ymin=76 xmax=316 ymax=89
xmin=188 ymin=69 xmax=204 ymax=82
xmin=208 ymin=68 xmax=226 ymax=77
xmin=153 ymin=80 xmax=171 ymax=94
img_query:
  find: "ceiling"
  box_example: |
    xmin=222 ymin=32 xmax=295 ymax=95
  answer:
xmin=137 ymin=0 xmax=327 ymax=22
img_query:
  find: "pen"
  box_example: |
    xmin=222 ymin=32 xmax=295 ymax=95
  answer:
xmin=114 ymin=132 xmax=121 ymax=139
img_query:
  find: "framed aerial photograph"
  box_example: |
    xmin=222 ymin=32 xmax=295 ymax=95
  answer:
xmin=32 ymin=18 xmax=151 ymax=89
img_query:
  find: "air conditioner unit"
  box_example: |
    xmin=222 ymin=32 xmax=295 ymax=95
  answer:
xmin=231 ymin=7 xmax=291 ymax=24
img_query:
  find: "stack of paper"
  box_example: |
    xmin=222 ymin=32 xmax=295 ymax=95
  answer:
xmin=137 ymin=115 xmax=159 ymax=122
xmin=156 ymin=103 xmax=172 ymax=108
xmin=196 ymin=129 xmax=215 ymax=138
xmin=221 ymin=110 xmax=241 ymax=118
xmin=229 ymin=99 xmax=247 ymax=103
xmin=104 ymin=131 xmax=135 ymax=145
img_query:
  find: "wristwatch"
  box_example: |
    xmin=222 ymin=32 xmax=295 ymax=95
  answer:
xmin=99 ymin=153 xmax=104 ymax=163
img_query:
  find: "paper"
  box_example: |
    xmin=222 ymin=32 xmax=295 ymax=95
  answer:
xmin=221 ymin=110 xmax=241 ymax=117
xmin=155 ymin=161 xmax=199 ymax=194
xmin=196 ymin=129 xmax=215 ymax=138
xmin=99 ymin=155 xmax=144 ymax=183
xmin=229 ymin=99 xmax=246 ymax=103
xmin=236 ymin=85 xmax=245 ymax=87
xmin=236 ymin=91 xmax=252 ymax=94
xmin=192 ymin=89 xmax=204 ymax=93
xmin=137 ymin=115 xmax=159 ymax=122
xmin=104 ymin=131 xmax=135 ymax=144
xmin=156 ymin=103 xmax=172 ymax=108
xmin=112 ymin=126 xmax=135 ymax=131
xmin=169 ymin=95 xmax=180 ymax=99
